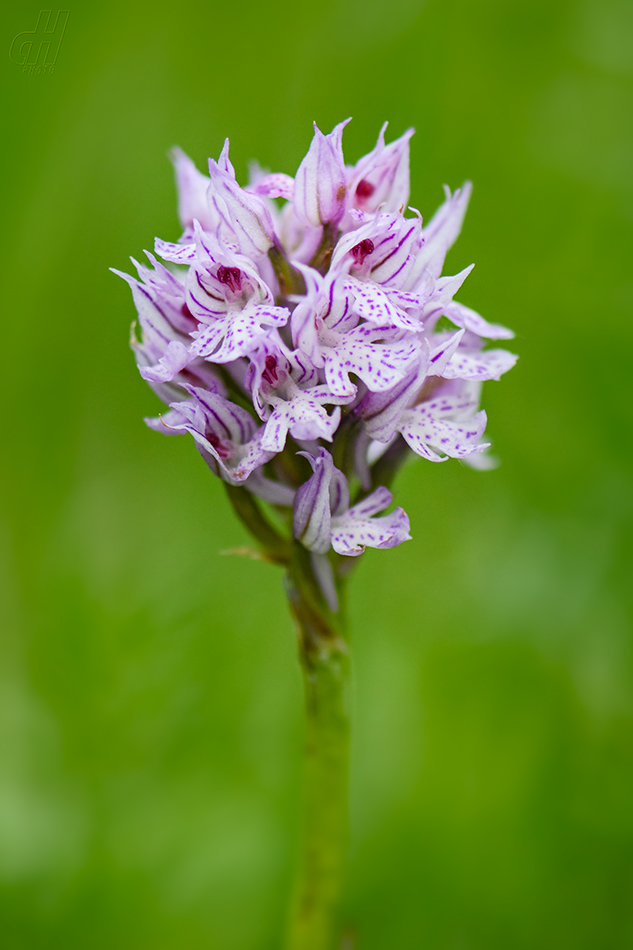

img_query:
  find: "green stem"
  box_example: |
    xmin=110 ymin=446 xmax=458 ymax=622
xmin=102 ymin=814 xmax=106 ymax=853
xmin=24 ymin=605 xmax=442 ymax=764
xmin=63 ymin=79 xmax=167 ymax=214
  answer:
xmin=285 ymin=543 xmax=350 ymax=950
xmin=223 ymin=484 xmax=291 ymax=565
xmin=225 ymin=489 xmax=351 ymax=948
xmin=269 ymin=240 xmax=306 ymax=298
xmin=309 ymin=223 xmax=338 ymax=276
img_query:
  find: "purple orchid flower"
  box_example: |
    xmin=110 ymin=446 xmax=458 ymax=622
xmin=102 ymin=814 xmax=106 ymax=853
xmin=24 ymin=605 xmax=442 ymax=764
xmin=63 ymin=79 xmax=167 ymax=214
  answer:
xmin=155 ymin=222 xmax=290 ymax=366
xmin=293 ymin=448 xmax=411 ymax=557
xmin=149 ymin=384 xmax=274 ymax=484
xmin=345 ymin=124 xmax=415 ymax=220
xmin=245 ymin=334 xmax=353 ymax=452
xmin=116 ymin=117 xmax=517 ymax=563
xmin=291 ymin=264 xmax=420 ymax=397
xmin=111 ymin=253 xmax=219 ymax=400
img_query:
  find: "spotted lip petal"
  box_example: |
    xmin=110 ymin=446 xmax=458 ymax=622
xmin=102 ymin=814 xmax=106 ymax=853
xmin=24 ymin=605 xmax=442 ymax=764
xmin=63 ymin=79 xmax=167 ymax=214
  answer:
xmin=398 ymin=404 xmax=489 ymax=462
xmin=261 ymin=391 xmax=342 ymax=453
xmin=344 ymin=278 xmax=420 ymax=331
xmin=442 ymin=347 xmax=518 ymax=381
xmin=331 ymin=487 xmax=411 ymax=556
xmin=191 ymin=303 xmax=289 ymax=363
xmin=322 ymin=324 xmax=419 ymax=398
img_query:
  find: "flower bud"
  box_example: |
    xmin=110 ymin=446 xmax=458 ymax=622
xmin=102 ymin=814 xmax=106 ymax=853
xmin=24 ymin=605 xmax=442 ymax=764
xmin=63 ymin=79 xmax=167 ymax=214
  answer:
xmin=294 ymin=119 xmax=351 ymax=228
xmin=348 ymin=124 xmax=414 ymax=215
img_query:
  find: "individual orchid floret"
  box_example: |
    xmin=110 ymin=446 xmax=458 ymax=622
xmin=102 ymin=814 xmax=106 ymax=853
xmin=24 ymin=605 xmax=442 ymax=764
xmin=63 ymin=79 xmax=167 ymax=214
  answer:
xmin=245 ymin=336 xmax=353 ymax=452
xmin=395 ymin=379 xmax=489 ymax=462
xmin=291 ymin=265 xmax=420 ymax=397
xmin=112 ymin=253 xmax=214 ymax=397
xmin=330 ymin=212 xmax=496 ymax=345
xmin=294 ymin=119 xmax=351 ymax=229
xmin=345 ymin=123 xmax=414 ymax=219
xmin=358 ymin=323 xmax=514 ymax=461
xmin=162 ymin=223 xmax=290 ymax=365
xmin=355 ymin=329 xmax=464 ymax=443
xmin=333 ymin=211 xmax=423 ymax=289
xmin=328 ymin=214 xmax=429 ymax=333
xmin=293 ymin=448 xmax=411 ymax=557
xmin=150 ymin=384 xmax=274 ymax=484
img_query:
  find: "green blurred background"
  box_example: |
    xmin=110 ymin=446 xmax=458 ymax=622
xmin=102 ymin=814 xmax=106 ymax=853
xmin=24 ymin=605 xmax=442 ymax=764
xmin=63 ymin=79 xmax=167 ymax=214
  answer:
xmin=1 ymin=0 xmax=632 ymax=946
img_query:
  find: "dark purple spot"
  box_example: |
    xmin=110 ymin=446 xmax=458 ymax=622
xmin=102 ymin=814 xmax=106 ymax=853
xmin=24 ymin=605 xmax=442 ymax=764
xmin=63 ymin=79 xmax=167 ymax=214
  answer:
xmin=350 ymin=239 xmax=375 ymax=267
xmin=217 ymin=265 xmax=242 ymax=293
xmin=206 ymin=431 xmax=233 ymax=459
xmin=262 ymin=354 xmax=279 ymax=385
xmin=355 ymin=179 xmax=375 ymax=203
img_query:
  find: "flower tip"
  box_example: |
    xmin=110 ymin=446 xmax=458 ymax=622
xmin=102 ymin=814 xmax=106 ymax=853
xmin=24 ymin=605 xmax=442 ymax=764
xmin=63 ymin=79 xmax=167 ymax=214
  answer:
xmin=335 ymin=117 xmax=353 ymax=139
xmin=218 ymin=139 xmax=236 ymax=177
xmin=313 ymin=117 xmax=352 ymax=136
xmin=158 ymin=413 xmax=176 ymax=430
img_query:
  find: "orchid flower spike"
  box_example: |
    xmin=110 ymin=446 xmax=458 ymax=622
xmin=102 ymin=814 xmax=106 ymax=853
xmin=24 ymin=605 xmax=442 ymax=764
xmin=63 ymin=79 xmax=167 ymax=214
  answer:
xmin=114 ymin=118 xmax=516 ymax=567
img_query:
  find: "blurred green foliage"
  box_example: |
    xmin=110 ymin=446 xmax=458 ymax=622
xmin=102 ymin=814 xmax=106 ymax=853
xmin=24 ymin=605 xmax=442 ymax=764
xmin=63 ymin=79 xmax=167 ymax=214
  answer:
xmin=1 ymin=0 xmax=632 ymax=946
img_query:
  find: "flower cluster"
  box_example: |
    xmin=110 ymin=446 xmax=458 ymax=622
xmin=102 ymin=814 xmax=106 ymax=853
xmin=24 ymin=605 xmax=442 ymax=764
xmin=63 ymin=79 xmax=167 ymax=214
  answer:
xmin=115 ymin=120 xmax=516 ymax=564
